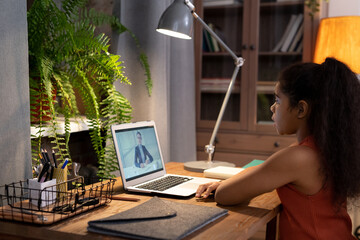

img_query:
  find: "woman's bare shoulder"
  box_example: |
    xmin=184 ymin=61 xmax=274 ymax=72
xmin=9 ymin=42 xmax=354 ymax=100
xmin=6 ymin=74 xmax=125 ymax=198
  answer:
xmin=266 ymin=145 xmax=323 ymax=194
xmin=268 ymin=144 xmax=320 ymax=169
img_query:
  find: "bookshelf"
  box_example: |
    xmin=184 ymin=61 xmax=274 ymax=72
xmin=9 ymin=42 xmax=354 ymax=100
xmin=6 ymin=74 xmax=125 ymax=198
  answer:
xmin=194 ymin=0 xmax=320 ymax=166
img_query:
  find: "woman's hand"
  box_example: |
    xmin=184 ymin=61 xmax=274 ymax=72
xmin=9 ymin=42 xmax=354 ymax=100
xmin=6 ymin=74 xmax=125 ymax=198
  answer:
xmin=195 ymin=181 xmax=221 ymax=199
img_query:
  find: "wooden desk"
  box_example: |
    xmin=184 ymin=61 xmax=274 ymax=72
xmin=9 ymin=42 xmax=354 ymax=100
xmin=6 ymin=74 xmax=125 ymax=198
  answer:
xmin=0 ymin=162 xmax=280 ymax=240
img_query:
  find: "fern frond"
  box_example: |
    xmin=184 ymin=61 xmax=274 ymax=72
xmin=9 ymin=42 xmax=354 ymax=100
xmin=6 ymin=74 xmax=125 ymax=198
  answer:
xmin=78 ymin=6 xmax=152 ymax=95
xmin=140 ymin=53 xmax=152 ymax=96
xmin=61 ymin=0 xmax=88 ymax=19
xmin=86 ymin=54 xmax=129 ymax=85
xmin=53 ymin=71 xmax=78 ymax=116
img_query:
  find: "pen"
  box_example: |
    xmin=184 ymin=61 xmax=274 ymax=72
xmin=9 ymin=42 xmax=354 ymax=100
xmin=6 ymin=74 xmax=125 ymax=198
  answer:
xmin=39 ymin=152 xmax=46 ymax=165
xmin=41 ymin=149 xmax=49 ymax=164
xmin=110 ymin=195 xmax=141 ymax=202
xmin=61 ymin=158 xmax=69 ymax=169
xmin=35 ymin=164 xmax=43 ymax=177
xmin=44 ymin=149 xmax=51 ymax=164
xmin=52 ymin=149 xmax=58 ymax=168
xmin=38 ymin=162 xmax=50 ymax=183
xmin=49 ymin=165 xmax=54 ymax=180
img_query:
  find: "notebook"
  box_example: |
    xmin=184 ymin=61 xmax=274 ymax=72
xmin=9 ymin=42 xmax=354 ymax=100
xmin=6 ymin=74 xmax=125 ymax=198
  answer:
xmin=88 ymin=196 xmax=228 ymax=240
xmin=111 ymin=121 xmax=219 ymax=197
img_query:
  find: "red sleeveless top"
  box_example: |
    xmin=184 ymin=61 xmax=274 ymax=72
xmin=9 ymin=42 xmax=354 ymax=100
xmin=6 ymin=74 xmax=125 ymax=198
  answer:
xmin=276 ymin=136 xmax=355 ymax=240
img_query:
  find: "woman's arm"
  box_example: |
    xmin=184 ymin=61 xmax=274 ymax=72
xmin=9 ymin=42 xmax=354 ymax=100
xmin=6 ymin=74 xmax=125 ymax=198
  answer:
xmin=196 ymin=145 xmax=321 ymax=206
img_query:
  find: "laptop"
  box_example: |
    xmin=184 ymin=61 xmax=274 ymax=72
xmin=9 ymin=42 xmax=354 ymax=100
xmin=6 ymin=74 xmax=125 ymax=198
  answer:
xmin=111 ymin=121 xmax=219 ymax=197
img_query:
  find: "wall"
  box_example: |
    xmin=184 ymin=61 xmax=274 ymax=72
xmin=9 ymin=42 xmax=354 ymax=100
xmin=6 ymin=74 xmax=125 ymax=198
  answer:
xmin=0 ymin=0 xmax=32 ymax=186
xmin=113 ymin=0 xmax=170 ymax=163
xmin=112 ymin=0 xmax=196 ymax=164
xmin=328 ymin=0 xmax=360 ymax=17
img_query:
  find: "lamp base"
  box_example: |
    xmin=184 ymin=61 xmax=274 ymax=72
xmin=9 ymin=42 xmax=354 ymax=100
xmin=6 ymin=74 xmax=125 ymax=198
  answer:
xmin=184 ymin=160 xmax=235 ymax=173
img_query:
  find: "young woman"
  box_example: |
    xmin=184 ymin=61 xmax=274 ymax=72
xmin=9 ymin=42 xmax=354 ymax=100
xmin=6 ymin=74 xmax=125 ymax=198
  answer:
xmin=196 ymin=58 xmax=360 ymax=239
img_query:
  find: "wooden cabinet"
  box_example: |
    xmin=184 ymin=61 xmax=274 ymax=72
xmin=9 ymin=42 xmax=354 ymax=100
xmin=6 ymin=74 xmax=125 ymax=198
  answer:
xmin=194 ymin=0 xmax=320 ymax=166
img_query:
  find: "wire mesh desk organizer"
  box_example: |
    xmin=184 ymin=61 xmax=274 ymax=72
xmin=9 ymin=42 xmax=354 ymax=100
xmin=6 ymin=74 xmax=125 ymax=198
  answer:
xmin=0 ymin=177 xmax=115 ymax=225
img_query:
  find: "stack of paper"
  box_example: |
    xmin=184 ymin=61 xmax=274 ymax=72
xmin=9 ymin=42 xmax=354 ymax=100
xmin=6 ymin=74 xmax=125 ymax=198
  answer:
xmin=204 ymin=166 xmax=244 ymax=179
xmin=204 ymin=159 xmax=265 ymax=180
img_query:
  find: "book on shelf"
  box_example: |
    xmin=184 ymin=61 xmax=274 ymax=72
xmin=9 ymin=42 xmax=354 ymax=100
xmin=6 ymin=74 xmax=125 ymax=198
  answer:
xmin=203 ymin=29 xmax=214 ymax=52
xmin=288 ymin=22 xmax=303 ymax=52
xmin=203 ymin=0 xmax=242 ymax=7
xmin=203 ymin=30 xmax=212 ymax=52
xmin=280 ymin=14 xmax=303 ymax=52
xmin=208 ymin=23 xmax=220 ymax=52
xmin=271 ymin=14 xmax=297 ymax=52
xmin=209 ymin=23 xmax=226 ymax=52
xmin=202 ymin=39 xmax=210 ymax=52
xmin=203 ymin=23 xmax=226 ymax=53
xmin=295 ymin=38 xmax=303 ymax=53
xmin=213 ymin=25 xmax=227 ymax=52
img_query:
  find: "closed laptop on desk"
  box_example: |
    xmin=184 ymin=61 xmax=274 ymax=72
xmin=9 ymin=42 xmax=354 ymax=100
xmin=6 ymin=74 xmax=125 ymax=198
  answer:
xmin=111 ymin=121 xmax=218 ymax=197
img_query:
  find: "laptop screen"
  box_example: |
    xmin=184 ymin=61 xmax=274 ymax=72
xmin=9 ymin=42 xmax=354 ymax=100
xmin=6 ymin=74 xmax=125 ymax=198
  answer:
xmin=113 ymin=126 xmax=164 ymax=181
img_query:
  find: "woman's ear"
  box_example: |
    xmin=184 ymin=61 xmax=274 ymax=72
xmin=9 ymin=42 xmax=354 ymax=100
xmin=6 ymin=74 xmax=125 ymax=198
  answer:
xmin=297 ymin=100 xmax=309 ymax=119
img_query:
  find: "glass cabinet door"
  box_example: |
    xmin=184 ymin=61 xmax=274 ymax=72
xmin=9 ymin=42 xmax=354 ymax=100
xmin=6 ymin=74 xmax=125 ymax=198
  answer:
xmin=257 ymin=0 xmax=304 ymax=125
xmin=200 ymin=2 xmax=245 ymax=124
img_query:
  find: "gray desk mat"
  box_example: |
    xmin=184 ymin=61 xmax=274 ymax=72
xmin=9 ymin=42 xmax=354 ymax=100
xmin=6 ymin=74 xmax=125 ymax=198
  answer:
xmin=87 ymin=196 xmax=228 ymax=240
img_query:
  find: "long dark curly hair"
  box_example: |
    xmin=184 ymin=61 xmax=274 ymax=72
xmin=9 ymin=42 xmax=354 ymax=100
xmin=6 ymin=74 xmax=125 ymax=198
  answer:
xmin=278 ymin=57 xmax=360 ymax=206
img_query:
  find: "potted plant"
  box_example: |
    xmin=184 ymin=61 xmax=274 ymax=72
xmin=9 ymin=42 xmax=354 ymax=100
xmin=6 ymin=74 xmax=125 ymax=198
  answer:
xmin=28 ymin=0 xmax=152 ymax=178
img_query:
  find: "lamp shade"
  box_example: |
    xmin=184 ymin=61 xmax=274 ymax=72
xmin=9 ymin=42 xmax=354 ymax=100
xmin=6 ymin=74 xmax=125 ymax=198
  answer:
xmin=156 ymin=0 xmax=193 ymax=40
xmin=313 ymin=16 xmax=360 ymax=73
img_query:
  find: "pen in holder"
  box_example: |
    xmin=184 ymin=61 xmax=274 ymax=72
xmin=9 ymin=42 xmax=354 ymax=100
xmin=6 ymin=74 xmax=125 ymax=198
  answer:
xmin=53 ymin=165 xmax=68 ymax=199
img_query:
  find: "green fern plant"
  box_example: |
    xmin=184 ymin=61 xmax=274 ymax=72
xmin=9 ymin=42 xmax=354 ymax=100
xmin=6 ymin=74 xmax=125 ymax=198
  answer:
xmin=29 ymin=0 xmax=152 ymax=178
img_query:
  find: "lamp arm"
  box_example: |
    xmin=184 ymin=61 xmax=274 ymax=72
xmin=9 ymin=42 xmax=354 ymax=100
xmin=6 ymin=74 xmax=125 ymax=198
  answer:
xmin=184 ymin=0 xmax=244 ymax=65
xmin=184 ymin=0 xmax=244 ymax=163
xmin=205 ymin=64 xmax=241 ymax=161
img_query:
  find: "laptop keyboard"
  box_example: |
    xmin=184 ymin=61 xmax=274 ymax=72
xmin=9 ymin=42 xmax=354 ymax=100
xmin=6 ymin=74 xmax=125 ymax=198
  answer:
xmin=136 ymin=175 xmax=193 ymax=192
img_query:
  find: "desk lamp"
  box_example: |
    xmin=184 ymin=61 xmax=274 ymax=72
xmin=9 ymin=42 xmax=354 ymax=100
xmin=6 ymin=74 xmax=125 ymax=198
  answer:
xmin=313 ymin=16 xmax=360 ymax=74
xmin=157 ymin=0 xmax=244 ymax=172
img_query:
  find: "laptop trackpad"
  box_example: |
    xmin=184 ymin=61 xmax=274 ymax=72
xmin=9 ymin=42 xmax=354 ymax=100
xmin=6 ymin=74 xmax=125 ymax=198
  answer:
xmin=164 ymin=178 xmax=217 ymax=196
xmin=178 ymin=182 xmax=201 ymax=189
xmin=164 ymin=182 xmax=198 ymax=196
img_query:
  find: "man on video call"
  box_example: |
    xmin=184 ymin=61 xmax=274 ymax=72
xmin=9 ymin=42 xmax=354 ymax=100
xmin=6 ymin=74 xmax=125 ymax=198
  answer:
xmin=134 ymin=131 xmax=153 ymax=168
